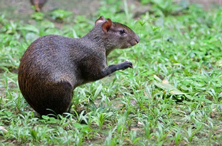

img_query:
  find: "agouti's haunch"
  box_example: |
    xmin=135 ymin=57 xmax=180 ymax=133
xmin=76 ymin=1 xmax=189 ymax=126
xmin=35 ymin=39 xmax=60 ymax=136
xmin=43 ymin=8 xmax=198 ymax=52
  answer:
xmin=18 ymin=16 xmax=140 ymax=115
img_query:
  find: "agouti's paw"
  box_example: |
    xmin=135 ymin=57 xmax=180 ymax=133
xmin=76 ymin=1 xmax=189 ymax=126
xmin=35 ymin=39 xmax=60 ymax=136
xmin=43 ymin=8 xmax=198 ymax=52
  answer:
xmin=121 ymin=61 xmax=133 ymax=69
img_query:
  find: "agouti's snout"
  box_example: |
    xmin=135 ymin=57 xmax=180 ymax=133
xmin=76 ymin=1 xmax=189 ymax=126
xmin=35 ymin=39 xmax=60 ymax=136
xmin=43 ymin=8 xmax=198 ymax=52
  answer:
xmin=135 ymin=34 xmax=140 ymax=43
xmin=132 ymin=34 xmax=140 ymax=46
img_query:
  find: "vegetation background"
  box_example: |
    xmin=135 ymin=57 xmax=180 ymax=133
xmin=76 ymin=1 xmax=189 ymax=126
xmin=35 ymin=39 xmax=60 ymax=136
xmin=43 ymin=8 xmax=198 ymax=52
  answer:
xmin=0 ymin=0 xmax=222 ymax=145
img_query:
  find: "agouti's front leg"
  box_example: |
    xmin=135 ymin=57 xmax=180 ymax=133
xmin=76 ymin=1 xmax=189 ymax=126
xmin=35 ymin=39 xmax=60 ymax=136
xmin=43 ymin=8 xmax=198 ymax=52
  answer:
xmin=101 ymin=61 xmax=133 ymax=77
xmin=81 ymin=55 xmax=133 ymax=82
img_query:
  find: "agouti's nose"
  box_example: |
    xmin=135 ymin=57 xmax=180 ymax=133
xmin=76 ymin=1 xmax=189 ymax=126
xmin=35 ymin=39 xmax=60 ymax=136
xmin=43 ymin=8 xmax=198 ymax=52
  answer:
xmin=135 ymin=34 xmax=140 ymax=43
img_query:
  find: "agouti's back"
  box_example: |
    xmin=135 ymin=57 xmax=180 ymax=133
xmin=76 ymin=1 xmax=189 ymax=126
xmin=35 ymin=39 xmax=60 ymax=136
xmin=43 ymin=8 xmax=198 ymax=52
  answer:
xmin=18 ymin=16 xmax=139 ymax=115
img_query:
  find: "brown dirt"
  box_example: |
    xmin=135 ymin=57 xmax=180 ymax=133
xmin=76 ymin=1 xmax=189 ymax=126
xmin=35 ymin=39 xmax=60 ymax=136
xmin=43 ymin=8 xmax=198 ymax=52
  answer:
xmin=1 ymin=0 xmax=221 ymax=22
xmin=177 ymin=0 xmax=222 ymax=9
xmin=0 ymin=0 xmax=100 ymax=21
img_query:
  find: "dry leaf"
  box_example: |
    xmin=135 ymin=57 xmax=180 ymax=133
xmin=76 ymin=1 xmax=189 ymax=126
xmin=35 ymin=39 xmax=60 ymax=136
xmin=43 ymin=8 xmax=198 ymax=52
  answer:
xmin=0 ymin=126 xmax=8 ymax=132
xmin=154 ymin=81 xmax=193 ymax=100
xmin=162 ymin=79 xmax=169 ymax=84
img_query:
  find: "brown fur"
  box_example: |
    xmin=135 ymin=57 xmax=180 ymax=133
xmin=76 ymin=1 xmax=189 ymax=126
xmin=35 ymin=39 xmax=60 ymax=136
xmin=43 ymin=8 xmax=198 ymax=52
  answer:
xmin=18 ymin=16 xmax=140 ymax=115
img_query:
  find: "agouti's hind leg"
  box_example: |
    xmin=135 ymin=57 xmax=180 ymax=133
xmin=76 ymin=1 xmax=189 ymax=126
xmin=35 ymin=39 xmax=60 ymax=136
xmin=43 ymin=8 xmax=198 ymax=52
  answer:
xmin=37 ymin=81 xmax=73 ymax=115
xmin=67 ymin=91 xmax=74 ymax=113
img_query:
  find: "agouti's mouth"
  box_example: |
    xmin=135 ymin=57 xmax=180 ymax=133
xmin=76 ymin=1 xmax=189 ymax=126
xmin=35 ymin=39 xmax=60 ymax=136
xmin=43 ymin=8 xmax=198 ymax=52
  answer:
xmin=131 ymin=41 xmax=137 ymax=46
xmin=122 ymin=35 xmax=140 ymax=49
xmin=130 ymin=38 xmax=140 ymax=46
xmin=135 ymin=35 xmax=140 ymax=44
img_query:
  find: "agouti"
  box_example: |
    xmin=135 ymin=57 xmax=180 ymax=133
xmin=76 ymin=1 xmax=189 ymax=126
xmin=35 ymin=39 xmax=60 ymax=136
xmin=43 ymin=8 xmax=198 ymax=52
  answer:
xmin=30 ymin=0 xmax=47 ymax=12
xmin=18 ymin=16 xmax=140 ymax=115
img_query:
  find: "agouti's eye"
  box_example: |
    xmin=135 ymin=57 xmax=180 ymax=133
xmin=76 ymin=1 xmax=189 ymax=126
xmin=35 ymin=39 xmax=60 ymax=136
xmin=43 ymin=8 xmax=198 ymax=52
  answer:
xmin=119 ymin=30 xmax=125 ymax=35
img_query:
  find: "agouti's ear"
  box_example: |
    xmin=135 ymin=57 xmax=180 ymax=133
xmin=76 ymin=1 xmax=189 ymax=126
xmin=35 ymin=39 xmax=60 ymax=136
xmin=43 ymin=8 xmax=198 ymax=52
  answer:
xmin=102 ymin=18 xmax=112 ymax=33
xmin=95 ymin=16 xmax=106 ymax=25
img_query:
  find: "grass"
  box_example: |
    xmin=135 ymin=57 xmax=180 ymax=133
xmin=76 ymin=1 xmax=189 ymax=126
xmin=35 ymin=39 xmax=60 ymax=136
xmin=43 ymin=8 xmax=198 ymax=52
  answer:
xmin=1 ymin=0 xmax=222 ymax=145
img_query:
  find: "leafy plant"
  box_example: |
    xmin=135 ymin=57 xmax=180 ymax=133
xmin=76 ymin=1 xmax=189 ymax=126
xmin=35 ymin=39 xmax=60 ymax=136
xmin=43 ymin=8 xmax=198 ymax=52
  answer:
xmin=31 ymin=12 xmax=45 ymax=21
xmin=50 ymin=9 xmax=72 ymax=22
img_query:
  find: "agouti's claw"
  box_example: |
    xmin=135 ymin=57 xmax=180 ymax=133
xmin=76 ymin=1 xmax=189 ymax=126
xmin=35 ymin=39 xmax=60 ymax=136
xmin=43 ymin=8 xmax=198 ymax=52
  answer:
xmin=123 ymin=60 xmax=133 ymax=69
xmin=131 ymin=64 xmax=134 ymax=68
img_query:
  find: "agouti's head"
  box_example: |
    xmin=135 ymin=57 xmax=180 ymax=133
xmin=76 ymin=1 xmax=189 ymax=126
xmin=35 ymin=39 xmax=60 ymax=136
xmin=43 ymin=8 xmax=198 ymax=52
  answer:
xmin=91 ymin=16 xmax=139 ymax=52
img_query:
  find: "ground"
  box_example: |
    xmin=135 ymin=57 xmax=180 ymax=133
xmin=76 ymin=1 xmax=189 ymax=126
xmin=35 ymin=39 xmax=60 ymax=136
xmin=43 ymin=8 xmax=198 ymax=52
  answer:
xmin=0 ymin=0 xmax=222 ymax=145
xmin=1 ymin=0 xmax=221 ymax=21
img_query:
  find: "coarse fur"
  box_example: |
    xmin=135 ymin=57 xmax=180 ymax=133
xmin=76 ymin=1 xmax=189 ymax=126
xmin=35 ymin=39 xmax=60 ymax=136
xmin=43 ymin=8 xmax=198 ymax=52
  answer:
xmin=18 ymin=16 xmax=140 ymax=115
